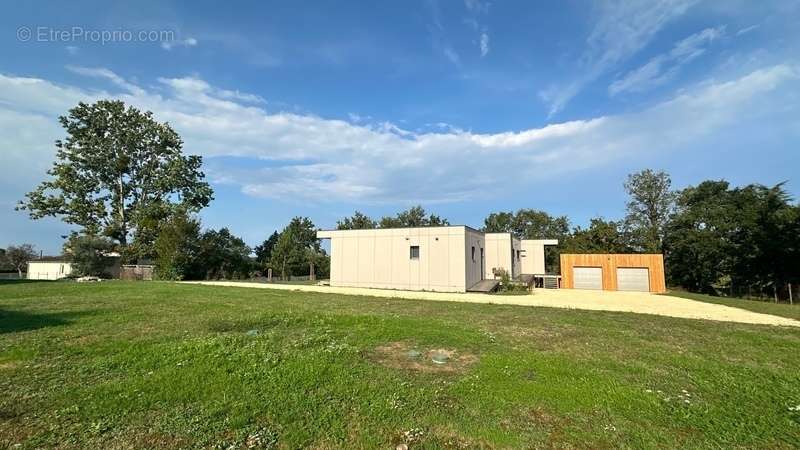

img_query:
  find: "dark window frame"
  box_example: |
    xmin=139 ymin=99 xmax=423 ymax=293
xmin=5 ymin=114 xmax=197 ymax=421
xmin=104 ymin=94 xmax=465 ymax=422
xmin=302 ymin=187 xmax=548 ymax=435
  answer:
xmin=410 ymin=245 xmax=420 ymax=260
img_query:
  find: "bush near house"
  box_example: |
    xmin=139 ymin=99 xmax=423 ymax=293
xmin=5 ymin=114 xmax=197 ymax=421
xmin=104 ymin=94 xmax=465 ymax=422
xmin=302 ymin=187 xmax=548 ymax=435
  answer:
xmin=65 ymin=234 xmax=117 ymax=278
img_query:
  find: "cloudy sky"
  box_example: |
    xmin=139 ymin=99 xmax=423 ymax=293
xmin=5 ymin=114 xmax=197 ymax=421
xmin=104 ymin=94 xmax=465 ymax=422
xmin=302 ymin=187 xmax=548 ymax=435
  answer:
xmin=2 ymin=0 xmax=799 ymax=254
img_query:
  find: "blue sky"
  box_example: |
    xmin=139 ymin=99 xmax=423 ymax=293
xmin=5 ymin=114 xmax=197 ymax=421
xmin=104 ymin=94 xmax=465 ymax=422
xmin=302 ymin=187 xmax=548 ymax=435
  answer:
xmin=2 ymin=0 xmax=799 ymax=254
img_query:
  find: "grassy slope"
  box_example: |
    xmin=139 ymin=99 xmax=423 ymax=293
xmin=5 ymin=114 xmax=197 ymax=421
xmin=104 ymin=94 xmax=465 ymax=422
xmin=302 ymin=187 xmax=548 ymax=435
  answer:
xmin=0 ymin=281 xmax=798 ymax=449
xmin=665 ymin=290 xmax=800 ymax=321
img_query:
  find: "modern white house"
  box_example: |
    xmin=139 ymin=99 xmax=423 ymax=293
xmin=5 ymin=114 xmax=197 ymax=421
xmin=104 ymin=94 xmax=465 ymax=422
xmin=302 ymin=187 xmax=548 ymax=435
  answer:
xmin=317 ymin=226 xmax=557 ymax=293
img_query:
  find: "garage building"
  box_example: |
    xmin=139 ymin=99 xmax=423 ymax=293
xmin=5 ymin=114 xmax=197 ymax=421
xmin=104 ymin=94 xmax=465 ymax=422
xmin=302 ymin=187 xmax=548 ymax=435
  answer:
xmin=560 ymin=254 xmax=666 ymax=293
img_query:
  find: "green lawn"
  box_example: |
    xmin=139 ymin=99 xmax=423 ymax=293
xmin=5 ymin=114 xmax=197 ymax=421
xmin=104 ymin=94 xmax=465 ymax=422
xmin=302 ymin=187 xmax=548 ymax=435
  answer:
xmin=666 ymin=290 xmax=800 ymax=321
xmin=1 ymin=281 xmax=799 ymax=449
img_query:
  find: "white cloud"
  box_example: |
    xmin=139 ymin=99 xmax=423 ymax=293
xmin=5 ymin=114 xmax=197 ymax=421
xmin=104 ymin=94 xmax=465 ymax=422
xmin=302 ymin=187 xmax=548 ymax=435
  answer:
xmin=736 ymin=24 xmax=760 ymax=36
xmin=442 ymin=46 xmax=461 ymax=65
xmin=479 ymin=32 xmax=490 ymax=57
xmin=66 ymin=65 xmax=146 ymax=96
xmin=609 ymin=26 xmax=725 ymax=96
xmin=0 ymin=64 xmax=797 ymax=206
xmin=464 ymin=0 xmax=490 ymax=14
xmin=541 ymin=0 xmax=697 ymax=116
xmin=161 ymin=37 xmax=198 ymax=51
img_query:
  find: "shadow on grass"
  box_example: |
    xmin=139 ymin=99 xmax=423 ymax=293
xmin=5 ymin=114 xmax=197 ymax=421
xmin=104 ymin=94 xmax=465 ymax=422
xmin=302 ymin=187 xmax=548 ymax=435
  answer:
xmin=0 ymin=308 xmax=95 ymax=334
xmin=0 ymin=279 xmax=56 ymax=285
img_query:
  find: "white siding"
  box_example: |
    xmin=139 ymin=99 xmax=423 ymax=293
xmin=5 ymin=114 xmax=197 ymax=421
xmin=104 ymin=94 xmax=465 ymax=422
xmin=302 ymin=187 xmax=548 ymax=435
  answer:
xmin=323 ymin=226 xmax=470 ymax=292
xmin=484 ymin=233 xmax=522 ymax=279
xmin=520 ymin=239 xmax=558 ymax=275
xmin=27 ymin=262 xmax=72 ymax=280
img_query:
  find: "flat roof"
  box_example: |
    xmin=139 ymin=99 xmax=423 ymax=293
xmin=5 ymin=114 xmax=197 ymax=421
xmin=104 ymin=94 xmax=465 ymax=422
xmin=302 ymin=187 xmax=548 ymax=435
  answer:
xmin=317 ymin=224 xmax=482 ymax=233
xmin=28 ymin=258 xmax=69 ymax=263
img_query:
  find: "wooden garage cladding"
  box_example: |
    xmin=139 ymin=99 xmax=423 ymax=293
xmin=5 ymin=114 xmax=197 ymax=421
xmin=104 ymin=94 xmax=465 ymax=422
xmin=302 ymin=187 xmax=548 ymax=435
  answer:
xmin=560 ymin=254 xmax=666 ymax=293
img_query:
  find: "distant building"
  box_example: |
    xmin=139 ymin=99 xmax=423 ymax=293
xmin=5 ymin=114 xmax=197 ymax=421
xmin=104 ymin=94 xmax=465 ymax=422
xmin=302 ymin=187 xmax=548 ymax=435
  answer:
xmin=26 ymin=255 xmax=122 ymax=280
xmin=26 ymin=258 xmax=73 ymax=280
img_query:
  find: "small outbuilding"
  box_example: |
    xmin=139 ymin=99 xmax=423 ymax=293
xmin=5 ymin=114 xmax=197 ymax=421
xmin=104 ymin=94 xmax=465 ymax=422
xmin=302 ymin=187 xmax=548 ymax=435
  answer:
xmin=27 ymin=255 xmax=122 ymax=280
xmin=26 ymin=259 xmax=73 ymax=280
xmin=560 ymin=254 xmax=666 ymax=293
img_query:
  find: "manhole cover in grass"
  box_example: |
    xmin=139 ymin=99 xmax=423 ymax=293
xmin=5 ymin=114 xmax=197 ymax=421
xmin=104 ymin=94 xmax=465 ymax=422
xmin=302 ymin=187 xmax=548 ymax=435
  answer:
xmin=370 ymin=342 xmax=477 ymax=373
xmin=430 ymin=350 xmax=451 ymax=365
xmin=406 ymin=349 xmax=422 ymax=359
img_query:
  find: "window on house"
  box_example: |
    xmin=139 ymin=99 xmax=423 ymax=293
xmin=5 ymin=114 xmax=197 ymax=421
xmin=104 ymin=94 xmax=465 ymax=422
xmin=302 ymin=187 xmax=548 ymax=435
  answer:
xmin=410 ymin=246 xmax=420 ymax=259
xmin=471 ymin=246 xmax=476 ymax=262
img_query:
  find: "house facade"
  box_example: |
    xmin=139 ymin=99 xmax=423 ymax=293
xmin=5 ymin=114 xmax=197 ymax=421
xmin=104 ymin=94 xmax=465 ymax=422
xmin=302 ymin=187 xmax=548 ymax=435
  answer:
xmin=317 ymin=226 xmax=557 ymax=293
xmin=27 ymin=260 xmax=73 ymax=280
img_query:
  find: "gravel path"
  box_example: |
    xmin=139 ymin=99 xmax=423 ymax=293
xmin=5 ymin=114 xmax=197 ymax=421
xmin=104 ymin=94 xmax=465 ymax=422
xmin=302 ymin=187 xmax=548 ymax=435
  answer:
xmin=182 ymin=281 xmax=800 ymax=327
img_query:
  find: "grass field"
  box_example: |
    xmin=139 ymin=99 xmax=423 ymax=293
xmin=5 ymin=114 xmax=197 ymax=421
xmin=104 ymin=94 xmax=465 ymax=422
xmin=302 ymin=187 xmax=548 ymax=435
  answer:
xmin=1 ymin=281 xmax=799 ymax=449
xmin=666 ymin=291 xmax=800 ymax=321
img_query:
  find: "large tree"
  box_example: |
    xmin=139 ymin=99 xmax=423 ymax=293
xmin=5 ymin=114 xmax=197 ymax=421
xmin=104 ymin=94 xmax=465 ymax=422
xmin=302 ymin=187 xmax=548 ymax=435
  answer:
xmin=153 ymin=210 xmax=202 ymax=280
xmin=664 ymin=181 xmax=734 ymax=294
xmin=336 ymin=211 xmax=377 ymax=230
xmin=195 ymin=228 xmax=253 ymax=280
xmin=483 ymin=209 xmax=570 ymax=240
xmin=623 ymin=169 xmax=676 ymax=253
xmin=5 ymin=244 xmax=37 ymax=277
xmin=730 ymin=183 xmax=798 ymax=300
xmin=379 ymin=206 xmax=449 ymax=228
xmin=18 ymin=100 xmax=213 ymax=261
xmin=563 ymin=218 xmax=631 ymax=254
xmin=662 ymin=180 xmax=800 ymax=297
xmin=254 ymin=231 xmax=280 ymax=266
xmin=270 ymin=217 xmax=325 ymax=279
xmin=483 ymin=211 xmax=515 ymax=234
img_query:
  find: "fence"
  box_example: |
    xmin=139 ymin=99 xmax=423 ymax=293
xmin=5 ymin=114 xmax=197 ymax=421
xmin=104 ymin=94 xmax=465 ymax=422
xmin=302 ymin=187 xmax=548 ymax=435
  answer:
xmin=120 ymin=265 xmax=154 ymax=281
xmin=0 ymin=273 xmax=21 ymax=280
xmin=26 ymin=272 xmax=64 ymax=280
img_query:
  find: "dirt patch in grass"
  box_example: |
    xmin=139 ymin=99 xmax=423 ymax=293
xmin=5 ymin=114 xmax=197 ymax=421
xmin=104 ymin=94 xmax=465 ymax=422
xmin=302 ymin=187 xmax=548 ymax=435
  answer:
xmin=370 ymin=342 xmax=478 ymax=374
xmin=427 ymin=425 xmax=490 ymax=449
xmin=505 ymin=406 xmax=566 ymax=431
xmin=0 ymin=361 xmax=19 ymax=370
xmin=126 ymin=431 xmax=190 ymax=449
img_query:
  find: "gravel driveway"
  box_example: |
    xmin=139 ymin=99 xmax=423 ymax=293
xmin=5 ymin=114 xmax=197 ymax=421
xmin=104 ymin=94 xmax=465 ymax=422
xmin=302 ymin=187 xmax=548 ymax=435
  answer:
xmin=183 ymin=281 xmax=800 ymax=327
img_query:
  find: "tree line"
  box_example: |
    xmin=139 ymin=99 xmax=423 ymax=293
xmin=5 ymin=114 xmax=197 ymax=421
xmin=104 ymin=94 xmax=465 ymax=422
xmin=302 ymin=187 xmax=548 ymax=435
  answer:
xmin=11 ymin=99 xmax=800 ymax=302
xmin=335 ymin=170 xmax=800 ymax=302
